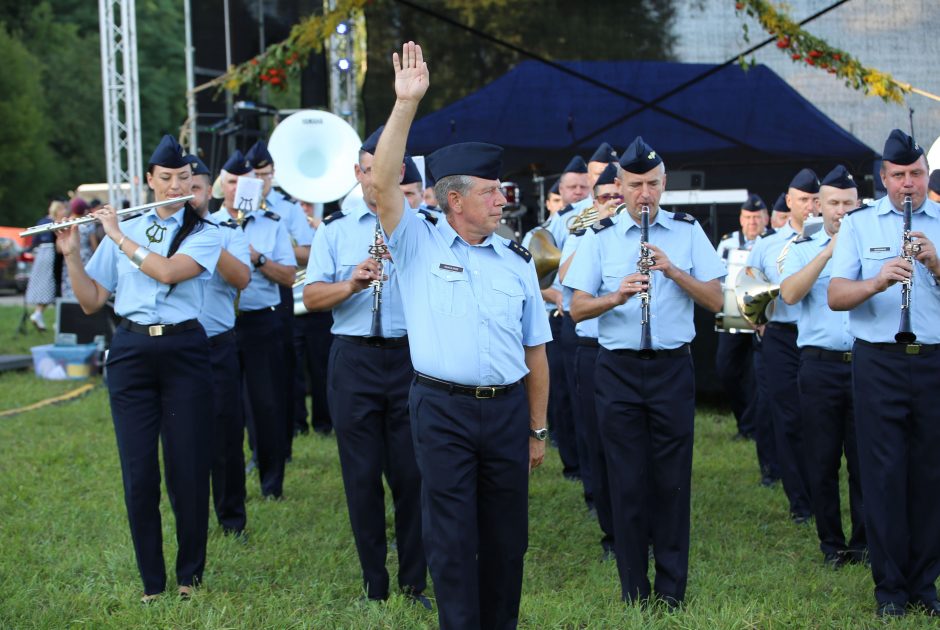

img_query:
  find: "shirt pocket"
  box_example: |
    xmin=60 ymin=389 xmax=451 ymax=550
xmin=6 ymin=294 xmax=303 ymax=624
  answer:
xmin=860 ymin=246 xmax=896 ymax=278
xmin=429 ymin=265 xmax=469 ymax=317
xmin=601 ymin=262 xmax=634 ymax=295
xmin=489 ymin=276 xmax=524 ymax=325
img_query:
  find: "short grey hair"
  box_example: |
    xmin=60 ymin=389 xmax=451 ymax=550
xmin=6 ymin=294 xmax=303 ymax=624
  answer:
xmin=433 ymin=175 xmax=474 ymax=214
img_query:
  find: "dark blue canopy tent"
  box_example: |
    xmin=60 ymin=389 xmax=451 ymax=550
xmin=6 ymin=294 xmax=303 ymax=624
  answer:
xmin=407 ymin=60 xmax=877 ymax=179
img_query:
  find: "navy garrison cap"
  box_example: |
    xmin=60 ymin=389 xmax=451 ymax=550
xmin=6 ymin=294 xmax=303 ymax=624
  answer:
xmin=549 ymin=180 xmax=560 ymax=195
xmin=773 ymin=192 xmax=788 ymax=212
xmin=742 ymin=193 xmax=766 ymax=211
xmin=222 ymin=150 xmax=252 ymax=175
xmin=186 ymin=154 xmax=211 ymax=177
xmin=589 ymin=142 xmax=617 ymax=164
xmin=148 ymin=134 xmax=189 ymax=169
xmin=563 ymin=155 xmax=588 ymax=174
xmin=788 ymin=168 xmax=820 ymax=194
xmin=360 ymin=125 xmax=385 ymax=155
xmin=245 ymin=140 xmax=273 ymax=168
xmin=595 ymin=163 xmax=618 ymax=187
xmin=821 ymin=164 xmax=856 ymax=189
xmin=425 ymin=142 xmax=503 ymax=181
xmin=619 ymin=136 xmax=663 ymax=174
xmin=402 ymin=156 xmax=423 ymax=185
xmin=930 ymin=170 xmax=940 ymax=194
xmin=882 ymin=129 xmax=923 ymax=166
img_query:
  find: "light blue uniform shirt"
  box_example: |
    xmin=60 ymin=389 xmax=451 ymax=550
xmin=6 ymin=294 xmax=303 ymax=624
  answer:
xmin=780 ymin=228 xmax=853 ymax=350
xmin=560 ymin=230 xmax=598 ymax=338
xmin=745 ymin=222 xmax=801 ymax=324
xmin=564 ymin=209 xmax=725 ymax=351
xmin=212 ymin=207 xmax=296 ymax=311
xmin=386 ymin=207 xmax=552 ymax=386
xmin=86 ymin=207 xmax=221 ymax=324
xmin=266 ymin=191 xmax=313 ymax=247
xmin=830 ymin=196 xmax=940 ymax=344
xmin=306 ymin=197 xmax=407 ymax=338
xmin=198 ymin=215 xmax=251 ymax=337
xmin=716 ymin=230 xmax=758 ymax=262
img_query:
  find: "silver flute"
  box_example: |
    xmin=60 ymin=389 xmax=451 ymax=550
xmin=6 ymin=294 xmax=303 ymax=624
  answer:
xmin=20 ymin=196 xmax=195 ymax=237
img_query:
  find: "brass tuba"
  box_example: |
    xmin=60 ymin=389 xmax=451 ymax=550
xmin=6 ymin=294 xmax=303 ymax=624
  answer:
xmin=734 ymin=267 xmax=780 ymax=326
xmin=528 ymin=228 xmax=562 ymax=289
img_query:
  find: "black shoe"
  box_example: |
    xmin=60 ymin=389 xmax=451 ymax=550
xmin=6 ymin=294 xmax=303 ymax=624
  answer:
xmin=911 ymin=600 xmax=940 ymax=617
xmin=293 ymin=426 xmax=309 ymax=437
xmin=843 ymin=548 xmax=869 ymax=566
xmin=601 ymin=546 xmax=615 ymax=562
xmin=656 ymin=594 xmax=681 ymax=612
xmin=313 ymin=427 xmax=333 ymax=437
xmin=405 ymin=591 xmax=433 ymax=611
xmin=760 ymin=475 xmax=779 ymax=488
xmin=222 ymin=527 xmax=248 ymax=542
xmin=731 ymin=431 xmax=749 ymax=442
xmin=876 ymin=602 xmax=906 ymax=618
xmin=562 ymin=471 xmax=582 ymax=482
xmin=823 ymin=552 xmax=848 ymax=569
xmin=263 ymin=493 xmax=283 ymax=502
xmin=791 ymin=512 xmax=812 ymax=525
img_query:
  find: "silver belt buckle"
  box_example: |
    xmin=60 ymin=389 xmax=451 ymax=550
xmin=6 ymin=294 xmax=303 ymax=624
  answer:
xmin=475 ymin=386 xmax=497 ymax=399
xmin=148 ymin=325 xmax=165 ymax=337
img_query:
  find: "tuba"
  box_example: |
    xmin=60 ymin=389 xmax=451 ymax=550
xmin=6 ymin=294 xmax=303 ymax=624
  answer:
xmin=528 ymin=228 xmax=562 ymax=289
xmin=268 ymin=110 xmax=362 ymax=315
xmin=734 ymin=267 xmax=780 ymax=326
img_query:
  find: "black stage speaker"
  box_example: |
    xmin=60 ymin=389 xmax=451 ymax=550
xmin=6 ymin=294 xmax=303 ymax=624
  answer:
xmin=55 ymin=299 xmax=119 ymax=345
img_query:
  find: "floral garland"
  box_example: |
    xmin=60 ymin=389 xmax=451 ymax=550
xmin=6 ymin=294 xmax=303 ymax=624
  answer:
xmin=205 ymin=0 xmax=369 ymax=95
xmin=734 ymin=0 xmax=909 ymax=104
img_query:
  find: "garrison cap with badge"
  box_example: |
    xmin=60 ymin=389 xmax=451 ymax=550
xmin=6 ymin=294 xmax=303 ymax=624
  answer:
xmin=773 ymin=192 xmax=789 ymax=213
xmin=882 ymin=128 xmax=923 ymax=165
xmin=149 ymin=134 xmax=190 ymax=169
xmin=820 ymin=165 xmax=857 ymax=189
xmin=186 ymin=154 xmax=211 ymax=177
xmin=245 ymin=140 xmax=274 ymax=169
xmin=596 ymin=163 xmax=618 ymax=187
xmin=742 ymin=193 xmax=766 ymax=212
xmin=563 ymin=155 xmax=588 ymax=174
xmin=402 ymin=156 xmax=423 ymax=185
xmin=222 ymin=150 xmax=252 ymax=176
xmin=619 ymin=136 xmax=663 ymax=174
xmin=589 ymin=141 xmax=617 ymax=164
xmin=425 ymin=142 xmax=503 ymax=181
xmin=929 ymin=170 xmax=940 ymax=194
xmin=549 ymin=180 xmax=560 ymax=195
xmin=789 ymin=168 xmax=820 ymax=194
xmin=360 ymin=125 xmax=385 ymax=156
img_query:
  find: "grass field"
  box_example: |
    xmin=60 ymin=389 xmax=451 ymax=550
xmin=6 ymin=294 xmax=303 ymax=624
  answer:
xmin=0 ymin=307 xmax=932 ymax=629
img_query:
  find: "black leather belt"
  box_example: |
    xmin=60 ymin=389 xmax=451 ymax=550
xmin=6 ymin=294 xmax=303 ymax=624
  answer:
xmin=237 ymin=306 xmax=277 ymax=318
xmin=208 ymin=328 xmax=236 ymax=347
xmin=856 ymin=339 xmax=940 ymax=355
xmin=766 ymin=322 xmax=798 ymax=333
xmin=336 ymin=334 xmax=409 ymax=349
xmin=415 ymin=372 xmax=521 ymax=399
xmin=802 ymin=346 xmax=852 ymax=363
xmin=577 ymin=337 xmax=600 ymax=348
xmin=119 ymin=318 xmax=201 ymax=337
xmin=609 ymin=343 xmax=690 ymax=359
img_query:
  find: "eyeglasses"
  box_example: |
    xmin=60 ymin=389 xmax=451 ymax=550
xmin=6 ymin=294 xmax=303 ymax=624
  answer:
xmin=596 ymin=194 xmax=623 ymax=203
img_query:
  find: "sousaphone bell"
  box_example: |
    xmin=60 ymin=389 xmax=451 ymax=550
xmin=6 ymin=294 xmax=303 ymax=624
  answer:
xmin=734 ymin=266 xmax=780 ymax=326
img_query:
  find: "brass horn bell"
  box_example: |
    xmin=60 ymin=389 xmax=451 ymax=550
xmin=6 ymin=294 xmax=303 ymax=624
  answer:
xmin=528 ymin=228 xmax=562 ymax=289
xmin=734 ymin=266 xmax=780 ymax=326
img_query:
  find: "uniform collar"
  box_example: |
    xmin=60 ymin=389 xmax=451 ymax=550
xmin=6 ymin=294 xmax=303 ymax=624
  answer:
xmin=809 ymin=227 xmax=832 ymax=247
xmin=438 ymin=214 xmax=497 ymax=251
xmin=618 ymin=206 xmax=673 ymax=234
xmin=876 ymin=195 xmax=940 ymax=219
xmin=145 ymin=206 xmax=185 ymax=226
xmin=345 ymin=196 xmax=375 ymax=222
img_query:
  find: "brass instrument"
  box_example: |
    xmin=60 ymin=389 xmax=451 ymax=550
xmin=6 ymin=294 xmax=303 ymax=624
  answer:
xmin=896 ymin=194 xmax=917 ymax=343
xmin=20 ymin=196 xmax=194 ymax=237
xmin=735 ymin=267 xmax=780 ymax=326
xmin=367 ymin=215 xmax=387 ymax=338
xmin=528 ymin=228 xmax=562 ymax=289
xmin=637 ymin=205 xmax=655 ymax=358
xmin=567 ymin=205 xmax=600 ymax=234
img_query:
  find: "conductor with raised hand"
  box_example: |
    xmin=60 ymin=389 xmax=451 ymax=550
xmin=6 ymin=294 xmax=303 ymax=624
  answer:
xmin=371 ymin=42 xmax=552 ymax=629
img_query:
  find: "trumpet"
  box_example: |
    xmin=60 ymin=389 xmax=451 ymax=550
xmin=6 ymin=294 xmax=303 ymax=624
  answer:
xmin=637 ymin=204 xmax=655 ymax=358
xmin=896 ymin=194 xmax=917 ymax=343
xmin=567 ymin=205 xmax=600 ymax=233
xmin=20 ymin=196 xmax=194 ymax=237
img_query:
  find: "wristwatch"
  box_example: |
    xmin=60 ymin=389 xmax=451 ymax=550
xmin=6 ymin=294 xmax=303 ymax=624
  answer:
xmin=529 ymin=427 xmax=548 ymax=441
xmin=253 ymin=253 xmax=267 ymax=269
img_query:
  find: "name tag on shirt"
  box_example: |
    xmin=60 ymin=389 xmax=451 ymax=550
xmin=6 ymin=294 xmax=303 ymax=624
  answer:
xmin=439 ymin=263 xmax=463 ymax=273
xmin=869 ymin=247 xmax=891 ymax=253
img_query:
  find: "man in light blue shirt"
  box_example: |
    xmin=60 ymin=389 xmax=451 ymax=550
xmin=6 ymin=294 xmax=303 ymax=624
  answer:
xmin=780 ymin=165 xmax=864 ymax=570
xmin=565 ymin=135 xmax=724 ymax=609
xmin=829 ymin=129 xmax=940 ymax=619
xmin=745 ymin=167 xmax=818 ymax=525
xmin=302 ymin=126 xmax=428 ymax=606
xmin=372 ymin=42 xmax=550 ymax=630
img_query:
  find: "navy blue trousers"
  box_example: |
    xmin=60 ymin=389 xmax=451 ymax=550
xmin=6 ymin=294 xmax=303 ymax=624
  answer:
xmin=751 ymin=338 xmax=780 ymax=479
xmin=798 ymin=354 xmax=865 ymax=557
xmin=327 ymin=339 xmax=426 ymax=599
xmin=208 ymin=330 xmax=247 ymax=533
xmin=106 ymin=325 xmax=211 ymax=595
xmin=715 ymin=332 xmax=757 ymax=436
xmin=575 ymin=341 xmax=614 ymax=551
xmin=547 ymin=313 xmax=579 ymax=476
xmin=235 ymin=308 xmax=287 ymax=498
xmin=410 ymin=381 xmax=529 ymax=630
xmin=278 ymin=285 xmax=297 ymax=458
xmin=761 ymin=325 xmax=810 ymax=516
xmin=853 ymin=341 xmax=940 ymax=607
xmin=293 ymin=310 xmax=333 ymax=435
xmin=595 ymin=348 xmax=695 ymax=604
xmin=561 ymin=315 xmax=591 ymax=502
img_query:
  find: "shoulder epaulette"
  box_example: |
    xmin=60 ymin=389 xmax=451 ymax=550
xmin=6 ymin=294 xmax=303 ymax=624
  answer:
xmin=573 ymin=228 xmax=586 ymax=237
xmin=762 ymin=227 xmax=776 ymax=237
xmin=591 ymin=217 xmax=614 ymax=233
xmin=322 ymin=211 xmax=345 ymax=225
xmin=846 ymin=204 xmax=870 ymax=216
xmin=219 ymin=219 xmax=238 ymax=229
xmin=418 ymin=208 xmax=438 ymax=225
xmin=720 ymin=231 xmax=733 ymax=241
xmin=672 ymin=211 xmax=696 ymax=224
xmin=263 ymin=210 xmax=281 ymax=221
xmin=277 ymin=189 xmax=296 ymax=203
xmin=507 ymin=240 xmax=531 ymax=262
xmin=558 ymin=204 xmax=575 ymax=216
xmin=793 ymin=234 xmax=813 ymax=244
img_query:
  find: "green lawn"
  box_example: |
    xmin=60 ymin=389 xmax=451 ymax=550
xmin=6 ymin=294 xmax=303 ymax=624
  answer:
xmin=0 ymin=319 xmax=931 ymax=628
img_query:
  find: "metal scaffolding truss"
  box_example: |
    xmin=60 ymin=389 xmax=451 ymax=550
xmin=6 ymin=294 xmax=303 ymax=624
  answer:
xmin=98 ymin=0 xmax=143 ymax=207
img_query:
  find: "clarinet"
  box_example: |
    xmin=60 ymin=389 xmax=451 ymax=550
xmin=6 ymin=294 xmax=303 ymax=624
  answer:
xmin=895 ymin=194 xmax=917 ymax=343
xmin=367 ymin=215 xmax=387 ymax=338
xmin=637 ymin=204 xmax=656 ymax=358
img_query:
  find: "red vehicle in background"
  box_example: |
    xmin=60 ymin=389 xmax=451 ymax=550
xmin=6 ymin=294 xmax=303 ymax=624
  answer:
xmin=0 ymin=227 xmax=34 ymax=293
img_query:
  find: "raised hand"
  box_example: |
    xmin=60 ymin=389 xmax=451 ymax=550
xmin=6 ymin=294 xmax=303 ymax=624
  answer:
xmin=392 ymin=41 xmax=429 ymax=104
